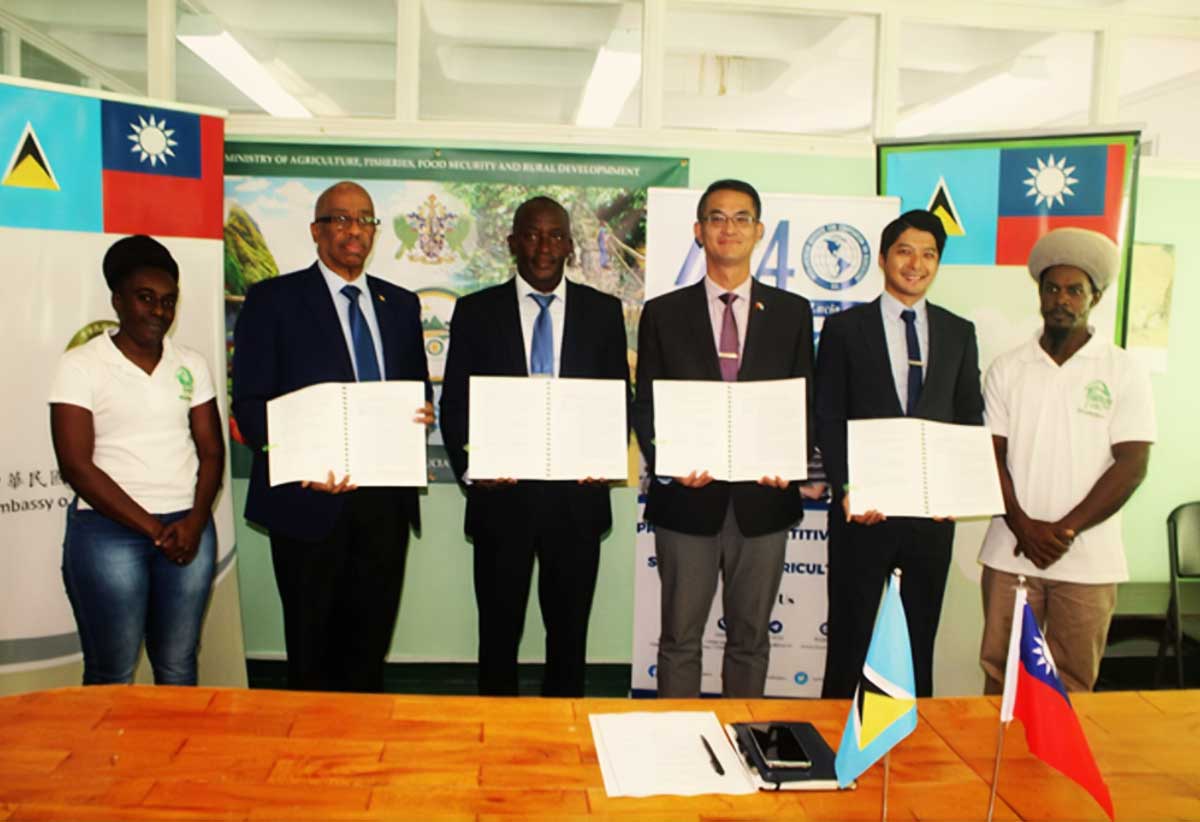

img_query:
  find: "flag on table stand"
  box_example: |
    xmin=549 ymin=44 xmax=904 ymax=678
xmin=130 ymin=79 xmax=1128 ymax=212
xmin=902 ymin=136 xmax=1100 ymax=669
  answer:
xmin=998 ymin=586 xmax=1114 ymax=820
xmin=834 ymin=570 xmax=918 ymax=789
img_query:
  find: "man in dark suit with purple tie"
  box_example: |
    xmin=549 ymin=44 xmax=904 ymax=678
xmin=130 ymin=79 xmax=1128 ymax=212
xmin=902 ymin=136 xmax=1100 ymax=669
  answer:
xmin=233 ymin=181 xmax=432 ymax=693
xmin=816 ymin=209 xmax=983 ymax=699
xmin=632 ymin=179 xmax=815 ymax=699
xmin=439 ymin=196 xmax=629 ymax=697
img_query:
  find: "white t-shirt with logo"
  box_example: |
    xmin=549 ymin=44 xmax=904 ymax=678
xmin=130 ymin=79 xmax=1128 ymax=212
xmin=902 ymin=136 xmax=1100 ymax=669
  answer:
xmin=978 ymin=331 xmax=1156 ymax=583
xmin=48 ymin=330 xmax=216 ymax=514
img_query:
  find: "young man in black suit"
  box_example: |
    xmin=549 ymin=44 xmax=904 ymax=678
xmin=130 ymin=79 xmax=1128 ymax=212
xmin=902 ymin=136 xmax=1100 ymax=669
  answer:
xmin=632 ymin=179 xmax=815 ymax=698
xmin=232 ymin=181 xmax=432 ymax=693
xmin=439 ymin=196 xmax=629 ymax=697
xmin=816 ymin=209 xmax=983 ymax=699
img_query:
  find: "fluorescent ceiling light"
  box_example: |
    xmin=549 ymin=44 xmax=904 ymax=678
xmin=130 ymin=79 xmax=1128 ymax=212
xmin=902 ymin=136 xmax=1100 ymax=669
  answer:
xmin=178 ymin=30 xmax=312 ymax=118
xmin=575 ymin=47 xmax=640 ymax=128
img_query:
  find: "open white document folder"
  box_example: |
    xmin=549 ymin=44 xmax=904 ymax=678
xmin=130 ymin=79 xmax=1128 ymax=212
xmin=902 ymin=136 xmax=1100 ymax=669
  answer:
xmin=848 ymin=418 xmax=1004 ymax=518
xmin=652 ymin=378 xmax=807 ymax=482
xmin=466 ymin=376 xmax=627 ymax=481
xmin=266 ymin=381 xmax=427 ymax=488
xmin=590 ymin=712 xmax=756 ymax=797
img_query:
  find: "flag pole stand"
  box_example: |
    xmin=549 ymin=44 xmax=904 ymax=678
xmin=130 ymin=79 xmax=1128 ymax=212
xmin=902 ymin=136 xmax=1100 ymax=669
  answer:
xmin=881 ymin=751 xmax=890 ymax=821
xmin=986 ymin=720 xmax=1008 ymax=822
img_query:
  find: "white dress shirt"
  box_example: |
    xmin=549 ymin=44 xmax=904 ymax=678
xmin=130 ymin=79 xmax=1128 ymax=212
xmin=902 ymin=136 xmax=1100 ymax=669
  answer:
xmin=703 ymin=274 xmax=752 ymax=364
xmin=516 ymin=274 xmax=567 ymax=377
xmin=879 ymin=290 xmax=929 ymax=412
xmin=318 ymin=259 xmax=386 ymax=380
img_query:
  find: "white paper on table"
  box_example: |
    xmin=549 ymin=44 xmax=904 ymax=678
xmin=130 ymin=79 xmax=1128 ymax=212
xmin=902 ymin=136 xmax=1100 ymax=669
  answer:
xmin=467 ymin=376 xmax=627 ymax=481
xmin=848 ymin=418 xmax=1003 ymax=518
xmin=266 ymin=381 xmax=427 ymax=487
xmin=589 ymin=711 xmax=756 ymax=797
xmin=653 ymin=378 xmax=807 ymax=482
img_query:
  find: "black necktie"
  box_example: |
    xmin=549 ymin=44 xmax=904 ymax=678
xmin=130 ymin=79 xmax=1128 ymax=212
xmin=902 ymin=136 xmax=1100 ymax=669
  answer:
xmin=901 ymin=309 xmax=922 ymax=415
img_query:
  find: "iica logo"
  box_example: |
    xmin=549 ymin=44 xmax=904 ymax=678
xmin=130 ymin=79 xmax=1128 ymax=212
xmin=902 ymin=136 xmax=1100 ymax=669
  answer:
xmin=794 ymin=671 xmax=809 ymax=685
xmin=802 ymin=223 xmax=871 ymax=291
xmin=819 ymin=622 xmax=829 ymax=637
xmin=769 ymin=620 xmax=783 ymax=635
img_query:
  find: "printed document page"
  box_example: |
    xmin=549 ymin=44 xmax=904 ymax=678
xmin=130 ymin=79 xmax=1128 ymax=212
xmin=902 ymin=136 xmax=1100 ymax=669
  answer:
xmin=652 ymin=381 xmax=729 ymax=480
xmin=467 ymin=376 xmax=627 ymax=480
xmin=548 ymin=379 xmax=628 ymax=480
xmin=848 ymin=418 xmax=1002 ymax=518
xmin=923 ymin=421 xmax=1005 ymax=518
xmin=653 ymin=378 xmax=807 ymax=482
xmin=467 ymin=377 xmax=548 ymax=480
xmin=590 ymin=711 xmax=755 ymax=797
xmin=267 ymin=381 xmax=427 ymax=487
xmin=729 ymin=379 xmax=808 ymax=482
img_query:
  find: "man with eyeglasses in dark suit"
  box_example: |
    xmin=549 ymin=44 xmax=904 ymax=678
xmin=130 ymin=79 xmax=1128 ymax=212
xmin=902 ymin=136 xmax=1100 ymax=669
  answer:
xmin=233 ymin=181 xmax=433 ymax=693
xmin=632 ymin=179 xmax=815 ymax=698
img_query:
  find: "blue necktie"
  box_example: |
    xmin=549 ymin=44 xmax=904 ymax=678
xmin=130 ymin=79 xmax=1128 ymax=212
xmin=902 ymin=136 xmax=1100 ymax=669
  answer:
xmin=901 ymin=308 xmax=922 ymax=415
xmin=529 ymin=293 xmax=555 ymax=376
xmin=341 ymin=284 xmax=381 ymax=382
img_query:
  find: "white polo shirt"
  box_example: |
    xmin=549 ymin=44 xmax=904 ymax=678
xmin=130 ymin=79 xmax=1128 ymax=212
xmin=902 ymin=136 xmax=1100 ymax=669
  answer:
xmin=978 ymin=331 xmax=1156 ymax=583
xmin=49 ymin=330 xmax=216 ymax=514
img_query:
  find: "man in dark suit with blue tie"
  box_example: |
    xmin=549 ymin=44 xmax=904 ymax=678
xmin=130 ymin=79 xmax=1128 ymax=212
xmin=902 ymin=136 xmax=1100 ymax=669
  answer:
xmin=232 ymin=181 xmax=432 ymax=693
xmin=439 ymin=196 xmax=629 ymax=697
xmin=816 ymin=209 xmax=983 ymax=699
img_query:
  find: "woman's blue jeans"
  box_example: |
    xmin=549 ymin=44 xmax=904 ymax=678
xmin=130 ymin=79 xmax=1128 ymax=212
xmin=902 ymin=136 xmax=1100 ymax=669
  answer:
xmin=62 ymin=503 xmax=216 ymax=685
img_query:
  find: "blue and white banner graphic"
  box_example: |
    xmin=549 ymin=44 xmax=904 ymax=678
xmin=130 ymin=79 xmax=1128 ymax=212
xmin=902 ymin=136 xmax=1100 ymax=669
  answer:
xmin=631 ymin=497 xmax=832 ymax=697
xmin=644 ymin=188 xmax=900 ymax=340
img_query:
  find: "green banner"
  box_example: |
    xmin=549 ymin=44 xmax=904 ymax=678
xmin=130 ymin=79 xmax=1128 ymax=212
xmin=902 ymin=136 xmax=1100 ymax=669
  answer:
xmin=223 ymin=141 xmax=688 ymax=482
xmin=226 ymin=143 xmax=688 ymax=188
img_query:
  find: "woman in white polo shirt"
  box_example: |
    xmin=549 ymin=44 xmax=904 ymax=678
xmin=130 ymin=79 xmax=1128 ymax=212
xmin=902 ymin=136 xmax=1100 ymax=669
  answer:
xmin=49 ymin=235 xmax=224 ymax=686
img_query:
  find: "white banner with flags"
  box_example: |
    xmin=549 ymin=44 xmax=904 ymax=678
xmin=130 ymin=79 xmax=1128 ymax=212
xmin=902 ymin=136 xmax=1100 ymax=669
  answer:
xmin=0 ymin=77 xmax=236 ymax=676
xmin=631 ymin=188 xmax=898 ymax=696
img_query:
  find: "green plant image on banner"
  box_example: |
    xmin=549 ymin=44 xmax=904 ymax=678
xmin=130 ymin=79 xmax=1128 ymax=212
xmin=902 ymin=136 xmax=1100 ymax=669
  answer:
xmin=223 ymin=143 xmax=688 ymax=482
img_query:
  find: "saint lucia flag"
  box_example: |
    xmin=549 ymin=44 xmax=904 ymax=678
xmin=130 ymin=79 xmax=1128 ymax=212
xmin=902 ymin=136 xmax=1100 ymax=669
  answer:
xmin=834 ymin=572 xmax=917 ymax=788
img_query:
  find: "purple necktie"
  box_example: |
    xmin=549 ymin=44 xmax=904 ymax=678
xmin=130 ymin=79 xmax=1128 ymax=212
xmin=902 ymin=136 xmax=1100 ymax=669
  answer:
xmin=718 ymin=292 xmax=739 ymax=382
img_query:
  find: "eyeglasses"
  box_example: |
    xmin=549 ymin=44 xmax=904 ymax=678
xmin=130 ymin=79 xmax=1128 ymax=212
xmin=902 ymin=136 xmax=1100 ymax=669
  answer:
xmin=314 ymin=215 xmax=381 ymax=230
xmin=702 ymin=212 xmax=757 ymax=229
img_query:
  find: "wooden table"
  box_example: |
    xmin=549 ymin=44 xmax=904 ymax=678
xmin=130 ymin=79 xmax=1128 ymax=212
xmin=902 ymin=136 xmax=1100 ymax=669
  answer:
xmin=1 ymin=686 xmax=1197 ymax=820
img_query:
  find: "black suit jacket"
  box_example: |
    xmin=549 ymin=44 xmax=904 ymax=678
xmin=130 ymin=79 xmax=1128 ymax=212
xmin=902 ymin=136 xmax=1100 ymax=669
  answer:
xmin=439 ymin=277 xmax=630 ymax=539
xmin=631 ymin=279 xmax=814 ymax=538
xmin=232 ymin=263 xmax=432 ymax=541
xmin=814 ymin=297 xmax=983 ymax=498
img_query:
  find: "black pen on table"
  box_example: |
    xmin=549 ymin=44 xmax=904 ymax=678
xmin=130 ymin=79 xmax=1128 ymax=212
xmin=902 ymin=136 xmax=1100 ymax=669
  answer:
xmin=700 ymin=734 xmax=725 ymax=776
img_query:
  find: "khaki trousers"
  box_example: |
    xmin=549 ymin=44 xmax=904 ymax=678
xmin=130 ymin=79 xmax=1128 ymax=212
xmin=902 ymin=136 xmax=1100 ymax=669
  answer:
xmin=979 ymin=566 xmax=1116 ymax=693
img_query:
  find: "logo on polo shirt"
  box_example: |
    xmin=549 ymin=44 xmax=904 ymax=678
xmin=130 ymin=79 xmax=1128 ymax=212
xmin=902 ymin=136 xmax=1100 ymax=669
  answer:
xmin=1080 ymin=379 xmax=1112 ymax=417
xmin=175 ymin=366 xmax=194 ymax=401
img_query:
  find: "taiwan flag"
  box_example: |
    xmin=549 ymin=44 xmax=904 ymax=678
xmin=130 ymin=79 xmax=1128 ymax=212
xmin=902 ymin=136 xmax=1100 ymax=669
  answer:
xmin=101 ymin=100 xmax=223 ymax=239
xmin=1000 ymin=588 xmax=1114 ymax=819
xmin=994 ymin=142 xmax=1126 ymax=266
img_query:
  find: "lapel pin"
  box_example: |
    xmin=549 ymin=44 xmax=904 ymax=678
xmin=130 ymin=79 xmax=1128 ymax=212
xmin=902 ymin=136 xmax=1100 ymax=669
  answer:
xmin=754 ymin=301 xmax=765 ymax=311
xmin=377 ymin=293 xmax=386 ymax=302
